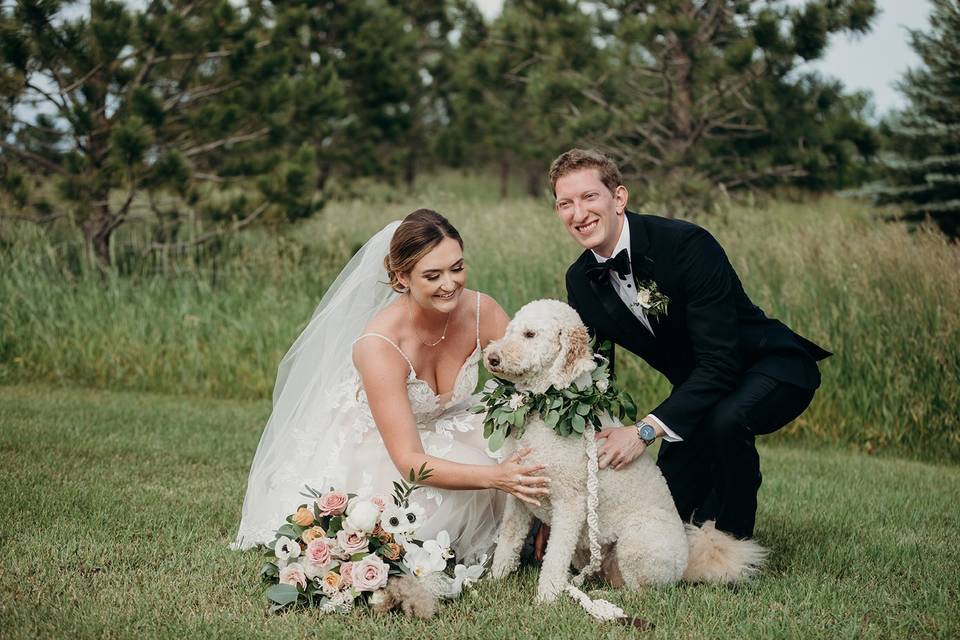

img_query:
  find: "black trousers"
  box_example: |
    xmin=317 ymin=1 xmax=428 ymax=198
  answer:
xmin=656 ymin=371 xmax=816 ymax=539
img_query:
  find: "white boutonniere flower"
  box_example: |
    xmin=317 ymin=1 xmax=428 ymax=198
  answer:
xmin=632 ymin=279 xmax=669 ymax=317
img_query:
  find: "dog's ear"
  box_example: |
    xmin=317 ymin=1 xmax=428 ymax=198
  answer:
xmin=557 ymin=324 xmax=592 ymax=383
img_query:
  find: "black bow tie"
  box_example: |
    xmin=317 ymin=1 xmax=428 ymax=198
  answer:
xmin=586 ymin=248 xmax=632 ymax=282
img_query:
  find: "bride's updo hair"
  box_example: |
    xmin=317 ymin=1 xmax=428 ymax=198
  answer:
xmin=385 ymin=209 xmax=463 ymax=292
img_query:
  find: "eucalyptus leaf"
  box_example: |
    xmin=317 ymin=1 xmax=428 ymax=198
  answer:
xmin=572 ymin=414 xmax=586 ymax=433
xmin=488 ymin=427 xmax=507 ymax=451
xmin=265 ymin=584 xmax=300 ymax=606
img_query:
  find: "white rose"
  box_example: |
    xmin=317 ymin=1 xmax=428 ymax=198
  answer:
xmin=636 ymin=289 xmax=652 ymax=308
xmin=595 ymin=378 xmax=609 ymax=392
xmin=345 ymin=500 xmax=380 ymax=533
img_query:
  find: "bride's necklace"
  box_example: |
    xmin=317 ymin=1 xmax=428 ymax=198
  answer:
xmin=408 ymin=295 xmax=452 ymax=347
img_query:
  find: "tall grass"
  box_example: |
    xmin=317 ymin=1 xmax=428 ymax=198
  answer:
xmin=1 ymin=174 xmax=958 ymax=461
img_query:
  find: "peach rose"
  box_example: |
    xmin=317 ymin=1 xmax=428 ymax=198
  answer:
xmin=321 ymin=571 xmax=342 ymax=593
xmin=279 ymin=562 xmax=307 ymax=590
xmin=305 ymin=538 xmax=332 ymax=569
xmin=293 ymin=506 xmax=315 ymax=527
xmin=316 ymin=491 xmax=349 ymax=516
xmin=301 ymin=526 xmax=326 ymax=544
xmin=379 ymin=542 xmax=401 ymax=561
xmin=339 ymin=561 xmax=354 ymax=587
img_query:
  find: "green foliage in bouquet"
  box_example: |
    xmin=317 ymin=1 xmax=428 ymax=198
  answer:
xmin=257 ymin=464 xmax=481 ymax=615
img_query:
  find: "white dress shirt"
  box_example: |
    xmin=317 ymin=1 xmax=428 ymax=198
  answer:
xmin=591 ymin=215 xmax=683 ymax=443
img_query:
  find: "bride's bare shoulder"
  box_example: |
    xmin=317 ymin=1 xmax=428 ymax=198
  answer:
xmin=352 ymin=301 xmax=409 ymax=374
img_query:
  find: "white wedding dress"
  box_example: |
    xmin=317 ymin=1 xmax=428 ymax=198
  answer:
xmin=232 ymin=230 xmax=503 ymax=563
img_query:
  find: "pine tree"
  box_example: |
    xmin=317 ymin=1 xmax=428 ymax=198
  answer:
xmin=870 ymin=0 xmax=960 ymax=237
xmin=454 ymin=1 xmax=880 ymax=208
xmin=0 ymin=0 xmax=343 ymax=267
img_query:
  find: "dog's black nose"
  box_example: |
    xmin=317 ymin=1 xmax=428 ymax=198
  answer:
xmin=487 ymin=354 xmax=500 ymax=368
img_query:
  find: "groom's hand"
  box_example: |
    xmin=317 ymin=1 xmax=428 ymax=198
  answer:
xmin=596 ymin=426 xmax=646 ymax=470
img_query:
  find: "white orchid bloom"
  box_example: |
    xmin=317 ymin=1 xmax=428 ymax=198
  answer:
xmin=423 ymin=530 xmax=454 ymax=560
xmin=451 ymin=562 xmax=486 ymax=593
xmin=402 ymin=543 xmax=447 ymax=577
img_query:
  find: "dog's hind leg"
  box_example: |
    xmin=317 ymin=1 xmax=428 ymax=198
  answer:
xmin=614 ymin=512 xmax=688 ymax=589
xmin=536 ymin=501 xmax=585 ymax=603
xmin=490 ymin=496 xmax=534 ymax=579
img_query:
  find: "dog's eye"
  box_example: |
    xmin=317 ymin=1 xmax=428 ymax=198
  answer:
xmin=523 ymin=330 xmax=536 ymax=338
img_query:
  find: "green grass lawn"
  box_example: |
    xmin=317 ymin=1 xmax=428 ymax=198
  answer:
xmin=1 ymin=384 xmax=957 ymax=639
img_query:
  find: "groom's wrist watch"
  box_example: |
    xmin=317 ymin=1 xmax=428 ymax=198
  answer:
xmin=636 ymin=421 xmax=657 ymax=446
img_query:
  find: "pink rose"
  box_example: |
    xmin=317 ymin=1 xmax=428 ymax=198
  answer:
xmin=351 ymin=555 xmax=389 ymax=592
xmin=316 ymin=491 xmax=349 ymax=516
xmin=336 ymin=529 xmax=369 ymax=555
xmin=278 ymin=563 xmax=307 ymax=589
xmin=339 ymin=561 xmax=354 ymax=587
xmin=305 ymin=538 xmax=332 ymax=569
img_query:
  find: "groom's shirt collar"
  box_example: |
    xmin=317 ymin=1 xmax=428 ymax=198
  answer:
xmin=590 ymin=214 xmax=631 ymax=266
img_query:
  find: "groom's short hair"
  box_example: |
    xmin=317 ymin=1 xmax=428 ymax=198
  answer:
xmin=548 ymin=148 xmax=623 ymax=197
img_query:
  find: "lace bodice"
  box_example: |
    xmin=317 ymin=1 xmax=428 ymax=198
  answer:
xmin=353 ymin=290 xmax=483 ymax=424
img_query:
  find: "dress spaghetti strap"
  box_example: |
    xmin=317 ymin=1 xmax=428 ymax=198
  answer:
xmin=353 ymin=332 xmax=416 ymax=375
xmin=474 ymin=290 xmax=481 ymax=348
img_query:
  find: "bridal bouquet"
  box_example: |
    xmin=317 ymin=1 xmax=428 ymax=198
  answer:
xmin=259 ymin=464 xmax=486 ymax=616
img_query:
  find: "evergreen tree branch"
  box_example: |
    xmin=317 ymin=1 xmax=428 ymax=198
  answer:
xmin=0 ymin=140 xmax=63 ymax=174
xmin=182 ymin=128 xmax=271 ymax=158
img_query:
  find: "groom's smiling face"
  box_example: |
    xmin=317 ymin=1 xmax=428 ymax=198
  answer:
xmin=554 ymin=168 xmax=627 ymax=258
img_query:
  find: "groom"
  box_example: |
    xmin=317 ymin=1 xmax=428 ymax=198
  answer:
xmin=551 ymin=148 xmax=830 ymax=540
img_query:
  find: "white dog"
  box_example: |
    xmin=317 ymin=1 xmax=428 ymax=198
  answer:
xmin=485 ymin=299 xmax=767 ymax=604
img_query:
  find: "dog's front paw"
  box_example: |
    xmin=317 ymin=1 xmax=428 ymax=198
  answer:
xmin=535 ymin=579 xmax=564 ymax=604
xmin=489 ymin=558 xmax=518 ymax=580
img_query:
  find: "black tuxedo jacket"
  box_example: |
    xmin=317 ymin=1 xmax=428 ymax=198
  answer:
xmin=566 ymin=211 xmax=831 ymax=440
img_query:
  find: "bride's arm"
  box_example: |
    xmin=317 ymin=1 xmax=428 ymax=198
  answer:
xmin=352 ymin=338 xmax=549 ymax=505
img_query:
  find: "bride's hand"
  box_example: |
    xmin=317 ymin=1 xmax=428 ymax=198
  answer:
xmin=490 ymin=447 xmax=551 ymax=506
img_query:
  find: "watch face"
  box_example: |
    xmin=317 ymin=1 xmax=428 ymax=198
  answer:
xmin=639 ymin=424 xmax=656 ymax=443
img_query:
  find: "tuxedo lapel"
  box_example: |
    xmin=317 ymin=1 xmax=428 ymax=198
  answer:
xmin=586 ymin=266 xmax=658 ymax=355
xmin=628 ymin=213 xmax=666 ymax=330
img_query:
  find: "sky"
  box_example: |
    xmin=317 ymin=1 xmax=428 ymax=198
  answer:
xmin=473 ymin=0 xmax=933 ymax=117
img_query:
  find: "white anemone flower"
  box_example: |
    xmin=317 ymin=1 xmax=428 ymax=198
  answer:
xmin=274 ymin=536 xmax=301 ymax=563
xmin=380 ymin=504 xmax=409 ymax=535
xmin=402 ymin=502 xmax=426 ymax=533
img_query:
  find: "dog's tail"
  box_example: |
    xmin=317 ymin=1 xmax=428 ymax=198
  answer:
xmin=681 ymin=521 xmax=768 ymax=584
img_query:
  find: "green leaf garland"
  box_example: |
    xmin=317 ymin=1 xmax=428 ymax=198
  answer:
xmin=473 ymin=346 xmax=638 ymax=451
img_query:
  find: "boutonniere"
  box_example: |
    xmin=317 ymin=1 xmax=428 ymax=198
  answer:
xmin=632 ymin=278 xmax=669 ymax=317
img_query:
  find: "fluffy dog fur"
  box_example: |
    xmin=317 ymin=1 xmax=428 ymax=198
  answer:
xmin=485 ymin=299 xmax=767 ymax=603
xmin=369 ymin=575 xmax=438 ymax=619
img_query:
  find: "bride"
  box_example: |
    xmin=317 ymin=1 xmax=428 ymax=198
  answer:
xmin=232 ymin=209 xmax=549 ymax=562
